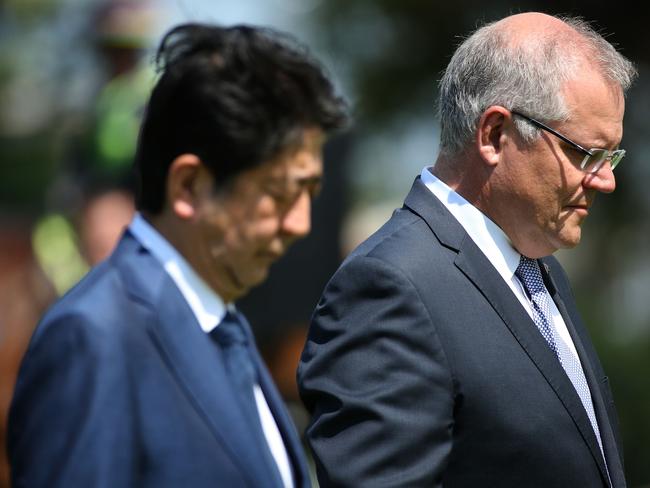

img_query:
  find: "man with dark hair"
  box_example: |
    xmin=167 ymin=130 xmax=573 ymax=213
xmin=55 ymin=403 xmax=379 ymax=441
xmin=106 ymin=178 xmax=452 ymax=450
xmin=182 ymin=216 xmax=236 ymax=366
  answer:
xmin=299 ymin=12 xmax=635 ymax=488
xmin=9 ymin=23 xmax=346 ymax=487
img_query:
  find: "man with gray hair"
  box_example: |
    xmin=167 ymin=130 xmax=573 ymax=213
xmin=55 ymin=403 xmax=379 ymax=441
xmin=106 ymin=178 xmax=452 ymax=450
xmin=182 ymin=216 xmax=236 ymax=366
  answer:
xmin=299 ymin=12 xmax=636 ymax=487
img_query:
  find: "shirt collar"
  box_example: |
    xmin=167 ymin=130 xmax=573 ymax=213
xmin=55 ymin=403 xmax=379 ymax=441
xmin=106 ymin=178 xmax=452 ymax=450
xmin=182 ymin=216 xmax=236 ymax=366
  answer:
xmin=129 ymin=213 xmax=231 ymax=333
xmin=420 ymin=166 xmax=521 ymax=282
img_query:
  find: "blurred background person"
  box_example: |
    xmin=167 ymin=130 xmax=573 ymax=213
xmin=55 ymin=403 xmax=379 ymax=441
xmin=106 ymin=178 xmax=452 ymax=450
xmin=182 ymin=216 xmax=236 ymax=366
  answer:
xmin=32 ymin=0 xmax=158 ymax=294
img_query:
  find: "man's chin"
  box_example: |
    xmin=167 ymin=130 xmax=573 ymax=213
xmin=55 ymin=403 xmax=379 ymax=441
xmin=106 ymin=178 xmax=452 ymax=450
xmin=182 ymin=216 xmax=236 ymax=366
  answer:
xmin=236 ymin=268 xmax=271 ymax=294
xmin=250 ymin=269 xmax=270 ymax=287
xmin=555 ymin=229 xmax=582 ymax=250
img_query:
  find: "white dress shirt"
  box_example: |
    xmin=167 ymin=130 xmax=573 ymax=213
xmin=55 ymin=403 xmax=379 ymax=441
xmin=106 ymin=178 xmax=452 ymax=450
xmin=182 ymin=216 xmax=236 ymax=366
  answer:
xmin=129 ymin=213 xmax=294 ymax=488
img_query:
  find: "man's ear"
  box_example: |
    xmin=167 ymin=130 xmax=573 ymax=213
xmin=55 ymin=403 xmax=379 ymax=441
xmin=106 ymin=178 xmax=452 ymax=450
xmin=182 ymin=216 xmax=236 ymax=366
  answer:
xmin=166 ymin=154 xmax=212 ymax=220
xmin=476 ymin=106 xmax=512 ymax=166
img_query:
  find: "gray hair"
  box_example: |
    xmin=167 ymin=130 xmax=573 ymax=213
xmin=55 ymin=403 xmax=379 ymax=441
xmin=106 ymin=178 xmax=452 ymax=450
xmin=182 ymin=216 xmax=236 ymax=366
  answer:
xmin=437 ymin=16 xmax=637 ymax=156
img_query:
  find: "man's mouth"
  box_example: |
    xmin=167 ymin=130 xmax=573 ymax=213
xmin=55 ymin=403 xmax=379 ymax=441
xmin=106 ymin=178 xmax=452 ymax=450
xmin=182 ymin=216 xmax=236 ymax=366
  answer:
xmin=566 ymin=205 xmax=589 ymax=217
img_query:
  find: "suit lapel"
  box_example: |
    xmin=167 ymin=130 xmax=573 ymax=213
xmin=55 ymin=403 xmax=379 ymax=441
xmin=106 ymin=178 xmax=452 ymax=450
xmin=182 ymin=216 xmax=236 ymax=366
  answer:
xmin=404 ymin=178 xmax=613 ymax=486
xmin=542 ymin=264 xmax=625 ymax=487
xmin=114 ymin=232 xmax=283 ymax=487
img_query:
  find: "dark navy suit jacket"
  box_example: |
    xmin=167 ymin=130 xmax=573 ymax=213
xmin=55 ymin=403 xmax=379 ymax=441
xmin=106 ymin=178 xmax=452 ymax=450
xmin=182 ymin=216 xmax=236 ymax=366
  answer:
xmin=299 ymin=178 xmax=625 ymax=487
xmin=9 ymin=230 xmax=310 ymax=487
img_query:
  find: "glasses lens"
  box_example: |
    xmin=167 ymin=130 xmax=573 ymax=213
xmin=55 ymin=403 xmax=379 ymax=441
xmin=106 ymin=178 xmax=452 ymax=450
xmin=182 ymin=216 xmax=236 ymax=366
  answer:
xmin=610 ymin=150 xmax=626 ymax=170
xmin=582 ymin=149 xmax=609 ymax=173
xmin=582 ymin=149 xmax=625 ymax=173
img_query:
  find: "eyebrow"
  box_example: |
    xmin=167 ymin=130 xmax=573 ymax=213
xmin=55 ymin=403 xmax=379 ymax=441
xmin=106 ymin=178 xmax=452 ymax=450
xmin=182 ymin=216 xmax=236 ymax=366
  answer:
xmin=296 ymin=175 xmax=323 ymax=186
xmin=290 ymin=175 xmax=322 ymax=200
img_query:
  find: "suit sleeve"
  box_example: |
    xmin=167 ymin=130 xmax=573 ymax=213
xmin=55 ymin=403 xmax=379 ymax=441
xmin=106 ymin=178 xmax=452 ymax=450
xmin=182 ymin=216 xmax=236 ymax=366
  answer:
xmin=8 ymin=311 xmax=138 ymax=487
xmin=298 ymin=255 xmax=455 ymax=487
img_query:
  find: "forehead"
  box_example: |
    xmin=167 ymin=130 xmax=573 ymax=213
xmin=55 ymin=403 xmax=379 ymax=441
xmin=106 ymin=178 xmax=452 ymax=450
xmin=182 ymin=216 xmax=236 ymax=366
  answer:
xmin=560 ymin=73 xmax=625 ymax=146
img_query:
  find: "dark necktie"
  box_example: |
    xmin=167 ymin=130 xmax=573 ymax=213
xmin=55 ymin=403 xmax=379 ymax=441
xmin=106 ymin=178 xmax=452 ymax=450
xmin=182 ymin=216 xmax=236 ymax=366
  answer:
xmin=210 ymin=311 xmax=285 ymax=486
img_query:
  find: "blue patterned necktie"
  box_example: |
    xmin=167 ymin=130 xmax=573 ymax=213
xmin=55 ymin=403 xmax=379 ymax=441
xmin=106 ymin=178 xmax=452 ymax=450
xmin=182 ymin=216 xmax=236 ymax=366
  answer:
xmin=516 ymin=256 xmax=608 ymax=472
xmin=515 ymin=256 xmax=559 ymax=357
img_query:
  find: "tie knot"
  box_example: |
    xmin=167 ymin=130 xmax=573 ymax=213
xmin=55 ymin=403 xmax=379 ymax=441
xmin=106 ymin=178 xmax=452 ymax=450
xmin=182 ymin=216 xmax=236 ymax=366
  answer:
xmin=515 ymin=256 xmax=546 ymax=296
xmin=211 ymin=311 xmax=248 ymax=347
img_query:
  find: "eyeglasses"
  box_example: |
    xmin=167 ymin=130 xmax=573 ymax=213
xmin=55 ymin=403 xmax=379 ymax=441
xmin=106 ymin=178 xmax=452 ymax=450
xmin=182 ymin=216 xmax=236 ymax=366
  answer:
xmin=511 ymin=111 xmax=625 ymax=173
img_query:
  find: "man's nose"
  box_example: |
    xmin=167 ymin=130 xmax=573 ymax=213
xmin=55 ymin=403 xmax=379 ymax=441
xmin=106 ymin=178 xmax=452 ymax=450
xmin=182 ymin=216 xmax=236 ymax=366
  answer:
xmin=583 ymin=161 xmax=616 ymax=194
xmin=281 ymin=191 xmax=311 ymax=239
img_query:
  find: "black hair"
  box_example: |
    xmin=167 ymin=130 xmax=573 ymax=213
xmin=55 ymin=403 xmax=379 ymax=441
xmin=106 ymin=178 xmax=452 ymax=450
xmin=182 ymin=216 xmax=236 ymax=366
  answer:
xmin=134 ymin=23 xmax=348 ymax=214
